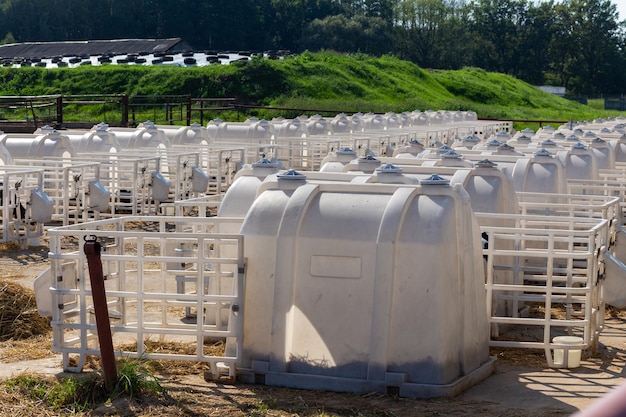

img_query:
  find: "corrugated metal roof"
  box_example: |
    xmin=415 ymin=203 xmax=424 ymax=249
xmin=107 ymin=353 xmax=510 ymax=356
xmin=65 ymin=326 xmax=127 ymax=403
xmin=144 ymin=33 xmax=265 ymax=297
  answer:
xmin=0 ymin=38 xmax=190 ymax=59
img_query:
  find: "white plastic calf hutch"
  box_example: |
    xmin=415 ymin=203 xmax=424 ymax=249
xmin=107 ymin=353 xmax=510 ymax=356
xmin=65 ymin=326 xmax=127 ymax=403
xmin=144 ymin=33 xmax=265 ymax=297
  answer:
xmin=341 ymin=155 xmax=382 ymax=173
xmin=41 ymin=173 xmax=494 ymax=398
xmin=303 ymin=115 xmax=332 ymax=136
xmin=0 ymin=141 xmax=13 ymax=165
xmin=271 ymin=117 xmax=309 ymax=138
xmin=206 ymin=118 xmax=274 ymax=144
xmin=61 ymin=123 xmax=121 ymax=154
xmin=157 ymin=123 xmax=210 ymax=146
xmin=360 ymin=112 xmax=386 ymax=130
xmin=589 ymin=137 xmax=616 ymax=170
xmin=238 ymin=174 xmax=493 ymax=397
xmin=319 ymin=147 xmax=358 ymax=172
xmin=216 ymin=158 xmax=282 ymax=217
xmin=555 ymin=142 xmax=599 ymax=182
xmin=329 ymin=113 xmax=363 ymax=134
xmin=110 ymin=121 xmax=170 ymax=149
xmin=610 ymin=134 xmax=626 ymax=162
xmin=393 ymin=139 xmax=425 ymax=158
xmin=0 ymin=130 xmax=74 ymax=159
xmin=512 ymin=149 xmax=567 ymax=194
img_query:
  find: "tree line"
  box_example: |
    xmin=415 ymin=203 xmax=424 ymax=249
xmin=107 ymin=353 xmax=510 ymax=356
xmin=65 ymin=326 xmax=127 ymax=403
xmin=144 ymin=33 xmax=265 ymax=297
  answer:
xmin=0 ymin=0 xmax=624 ymax=96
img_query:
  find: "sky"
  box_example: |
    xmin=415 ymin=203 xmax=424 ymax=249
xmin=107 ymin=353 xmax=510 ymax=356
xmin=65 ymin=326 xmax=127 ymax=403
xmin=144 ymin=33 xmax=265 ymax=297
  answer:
xmin=616 ymin=0 xmax=626 ymax=20
xmin=536 ymin=1 xmax=626 ymax=21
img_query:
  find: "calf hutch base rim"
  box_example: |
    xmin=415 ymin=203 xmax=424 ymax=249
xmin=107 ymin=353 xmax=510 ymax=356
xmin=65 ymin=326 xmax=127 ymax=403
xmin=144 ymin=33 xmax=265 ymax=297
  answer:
xmin=237 ymin=358 xmax=497 ymax=398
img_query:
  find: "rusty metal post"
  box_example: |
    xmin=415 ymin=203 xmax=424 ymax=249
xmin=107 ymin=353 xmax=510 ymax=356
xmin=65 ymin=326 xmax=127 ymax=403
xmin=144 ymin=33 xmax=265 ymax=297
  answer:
xmin=186 ymin=95 xmax=192 ymax=126
xmin=56 ymin=95 xmax=63 ymax=127
xmin=84 ymin=237 xmax=118 ymax=392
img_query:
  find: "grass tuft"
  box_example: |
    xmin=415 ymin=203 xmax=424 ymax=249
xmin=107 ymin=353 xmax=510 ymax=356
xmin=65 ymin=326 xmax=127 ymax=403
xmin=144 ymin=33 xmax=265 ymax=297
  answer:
xmin=114 ymin=356 xmax=164 ymax=398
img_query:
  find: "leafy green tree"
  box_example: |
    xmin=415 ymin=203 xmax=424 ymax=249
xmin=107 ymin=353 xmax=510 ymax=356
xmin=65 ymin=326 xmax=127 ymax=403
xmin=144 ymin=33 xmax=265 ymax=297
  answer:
xmin=467 ymin=0 xmax=529 ymax=74
xmin=512 ymin=1 xmax=557 ymax=85
xmin=269 ymin=0 xmax=338 ymax=51
xmin=365 ymin=0 xmax=395 ymax=19
xmin=393 ymin=0 xmax=470 ymax=69
xmin=300 ymin=14 xmax=393 ymax=55
xmin=1 ymin=32 xmax=15 ymax=44
xmin=434 ymin=1 xmax=473 ymax=69
xmin=549 ymin=0 xmax=623 ymax=95
xmin=1 ymin=0 xmax=40 ymax=41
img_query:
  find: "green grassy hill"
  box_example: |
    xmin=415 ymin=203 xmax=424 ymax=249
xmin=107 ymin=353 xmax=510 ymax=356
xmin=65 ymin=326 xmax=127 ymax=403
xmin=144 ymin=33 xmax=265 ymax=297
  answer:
xmin=0 ymin=51 xmax=619 ymax=128
xmin=271 ymin=53 xmax=609 ymax=125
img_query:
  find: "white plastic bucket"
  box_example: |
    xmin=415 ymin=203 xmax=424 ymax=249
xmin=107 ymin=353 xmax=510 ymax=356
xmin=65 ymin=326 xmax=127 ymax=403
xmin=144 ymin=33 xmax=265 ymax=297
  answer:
xmin=552 ymin=336 xmax=583 ymax=368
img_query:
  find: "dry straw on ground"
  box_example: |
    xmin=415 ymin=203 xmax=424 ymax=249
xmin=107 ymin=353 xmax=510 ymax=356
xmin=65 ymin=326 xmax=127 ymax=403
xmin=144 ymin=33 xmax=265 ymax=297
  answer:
xmin=0 ymin=279 xmax=51 ymax=342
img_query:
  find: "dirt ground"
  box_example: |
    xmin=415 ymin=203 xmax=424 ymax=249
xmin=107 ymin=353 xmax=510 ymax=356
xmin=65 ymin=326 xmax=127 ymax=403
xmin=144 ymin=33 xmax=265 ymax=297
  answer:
xmin=1 ymin=242 xmax=624 ymax=416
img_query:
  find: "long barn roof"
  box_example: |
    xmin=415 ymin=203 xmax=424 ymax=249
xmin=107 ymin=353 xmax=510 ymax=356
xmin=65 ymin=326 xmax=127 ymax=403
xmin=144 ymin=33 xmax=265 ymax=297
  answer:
xmin=0 ymin=38 xmax=190 ymax=59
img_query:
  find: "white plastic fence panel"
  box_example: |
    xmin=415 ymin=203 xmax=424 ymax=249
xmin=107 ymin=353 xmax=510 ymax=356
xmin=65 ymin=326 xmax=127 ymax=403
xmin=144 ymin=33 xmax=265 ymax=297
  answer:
xmin=12 ymin=159 xmax=108 ymax=225
xmin=517 ymin=191 xmax=619 ymax=248
xmin=115 ymin=148 xmax=206 ymax=203
xmin=47 ymin=216 xmax=245 ymax=381
xmin=70 ymin=153 xmax=166 ymax=216
xmin=0 ymin=167 xmax=49 ymax=247
xmin=174 ymin=194 xmax=223 ymax=218
xmin=477 ymin=212 xmax=607 ymax=368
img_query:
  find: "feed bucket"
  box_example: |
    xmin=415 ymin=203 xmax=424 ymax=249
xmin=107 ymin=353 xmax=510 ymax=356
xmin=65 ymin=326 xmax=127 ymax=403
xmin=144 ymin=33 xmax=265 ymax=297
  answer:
xmin=552 ymin=336 xmax=584 ymax=368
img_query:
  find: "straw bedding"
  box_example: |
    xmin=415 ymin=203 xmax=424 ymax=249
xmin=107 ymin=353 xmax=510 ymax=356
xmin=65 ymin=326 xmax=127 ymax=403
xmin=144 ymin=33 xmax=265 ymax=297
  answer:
xmin=0 ymin=279 xmax=50 ymax=341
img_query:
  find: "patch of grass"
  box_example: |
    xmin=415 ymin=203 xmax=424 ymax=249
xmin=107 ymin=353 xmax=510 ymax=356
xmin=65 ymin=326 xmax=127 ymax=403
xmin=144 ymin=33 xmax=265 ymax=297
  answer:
xmin=587 ymin=98 xmax=605 ymax=110
xmin=429 ymin=66 xmax=601 ymax=122
xmin=0 ymin=356 xmax=166 ymax=415
xmin=114 ymin=356 xmax=164 ymax=398
xmin=4 ymin=373 xmax=106 ymax=413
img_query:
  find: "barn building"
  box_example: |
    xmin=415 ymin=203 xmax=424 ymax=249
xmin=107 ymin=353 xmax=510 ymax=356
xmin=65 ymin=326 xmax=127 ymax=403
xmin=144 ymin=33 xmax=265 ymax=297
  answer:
xmin=0 ymin=38 xmax=191 ymax=61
